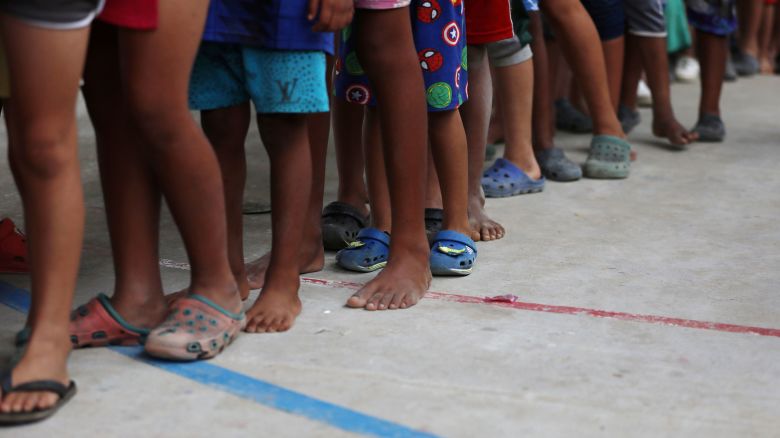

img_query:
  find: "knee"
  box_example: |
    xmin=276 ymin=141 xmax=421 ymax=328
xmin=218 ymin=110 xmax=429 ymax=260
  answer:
xmin=125 ymin=92 xmax=186 ymax=148
xmin=11 ymin=122 xmax=75 ymax=179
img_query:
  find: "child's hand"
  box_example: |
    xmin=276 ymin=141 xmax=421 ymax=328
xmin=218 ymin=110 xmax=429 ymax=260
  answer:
xmin=308 ymin=0 xmax=354 ymax=32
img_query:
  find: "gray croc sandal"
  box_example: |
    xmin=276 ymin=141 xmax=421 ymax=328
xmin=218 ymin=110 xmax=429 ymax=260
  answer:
xmin=555 ymin=99 xmax=593 ymax=133
xmin=584 ymin=135 xmax=632 ymax=179
xmin=321 ymin=202 xmax=370 ymax=251
xmin=536 ymin=147 xmax=582 ymax=182
xmin=618 ymin=104 xmax=641 ymax=134
xmin=0 ymin=371 xmax=77 ymax=426
xmin=692 ymin=113 xmax=725 ymax=142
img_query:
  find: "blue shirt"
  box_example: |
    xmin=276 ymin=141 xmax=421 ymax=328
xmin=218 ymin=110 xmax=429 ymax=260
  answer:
xmin=202 ymin=0 xmax=334 ymax=54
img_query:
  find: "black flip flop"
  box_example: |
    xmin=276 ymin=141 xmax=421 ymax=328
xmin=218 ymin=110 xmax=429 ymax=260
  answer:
xmin=425 ymin=208 xmax=444 ymax=246
xmin=0 ymin=370 xmax=77 ymax=426
xmin=321 ymin=202 xmax=370 ymax=251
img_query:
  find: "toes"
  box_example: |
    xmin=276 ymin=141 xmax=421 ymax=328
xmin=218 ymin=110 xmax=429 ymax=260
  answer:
xmin=389 ymin=292 xmax=404 ymax=310
xmin=22 ymin=393 xmax=39 ymax=413
xmin=346 ymin=287 xmax=375 ymax=308
xmin=378 ymin=292 xmax=395 ymax=310
xmin=365 ymin=292 xmax=384 ymax=311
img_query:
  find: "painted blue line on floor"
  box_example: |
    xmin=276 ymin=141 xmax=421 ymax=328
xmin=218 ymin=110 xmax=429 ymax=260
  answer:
xmin=0 ymin=281 xmax=437 ymax=438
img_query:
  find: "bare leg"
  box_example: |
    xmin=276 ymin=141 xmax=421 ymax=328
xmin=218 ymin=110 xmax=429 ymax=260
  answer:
xmin=461 ymin=45 xmax=505 ymax=242
xmin=494 ymin=59 xmax=541 ymax=179
xmin=82 ymin=22 xmax=167 ymax=327
xmin=738 ymin=0 xmax=764 ymax=57
xmin=200 ymin=104 xmax=252 ymax=300
xmin=530 ymin=12 xmax=556 ymax=151
xmin=542 ymin=0 xmax=626 ymax=138
xmin=119 ymin=0 xmax=240 ymax=312
xmin=602 ymin=37 xmax=625 ymax=110
xmin=362 ymin=107 xmax=392 ymax=232
xmin=429 ymin=110 xmax=471 ymax=237
xmin=244 ymin=114 xmax=310 ymax=332
xmin=346 ymin=8 xmax=431 ymax=311
xmin=0 ymin=17 xmax=87 ymax=414
xmin=334 ymin=99 xmax=370 ymax=214
xmin=697 ymin=31 xmax=727 ymax=116
xmin=758 ymin=2 xmax=775 ymax=73
xmin=625 ymin=34 xmax=698 ymax=145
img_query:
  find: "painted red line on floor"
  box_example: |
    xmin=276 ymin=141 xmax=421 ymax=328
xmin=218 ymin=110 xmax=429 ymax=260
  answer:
xmin=157 ymin=260 xmax=780 ymax=338
xmin=299 ymin=277 xmax=780 ymax=338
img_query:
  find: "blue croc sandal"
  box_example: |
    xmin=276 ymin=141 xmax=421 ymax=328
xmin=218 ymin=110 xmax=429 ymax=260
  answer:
xmin=482 ymin=158 xmax=545 ymax=198
xmin=335 ymin=228 xmax=390 ymax=273
xmin=429 ymin=230 xmax=477 ymax=276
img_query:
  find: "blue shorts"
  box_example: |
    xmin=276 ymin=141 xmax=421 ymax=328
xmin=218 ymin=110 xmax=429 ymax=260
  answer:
xmin=189 ymin=43 xmax=329 ymax=114
xmin=580 ymin=0 xmax=626 ymax=41
xmin=686 ymin=0 xmax=736 ymax=36
xmin=334 ymin=0 xmax=468 ymax=112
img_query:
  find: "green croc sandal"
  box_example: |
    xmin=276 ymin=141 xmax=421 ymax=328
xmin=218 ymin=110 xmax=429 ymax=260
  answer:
xmin=583 ymin=135 xmax=632 ymax=179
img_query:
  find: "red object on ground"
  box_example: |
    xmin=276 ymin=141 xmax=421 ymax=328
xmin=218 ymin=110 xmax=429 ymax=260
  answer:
xmin=484 ymin=294 xmax=519 ymax=303
xmin=0 ymin=218 xmax=29 ymax=274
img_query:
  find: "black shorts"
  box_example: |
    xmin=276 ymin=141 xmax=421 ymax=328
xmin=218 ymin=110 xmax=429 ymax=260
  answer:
xmin=0 ymin=0 xmax=104 ymax=29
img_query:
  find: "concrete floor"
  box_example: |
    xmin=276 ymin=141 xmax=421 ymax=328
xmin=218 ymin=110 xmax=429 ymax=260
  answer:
xmin=1 ymin=76 xmax=779 ymax=438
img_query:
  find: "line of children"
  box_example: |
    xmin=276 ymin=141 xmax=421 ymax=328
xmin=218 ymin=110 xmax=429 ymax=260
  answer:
xmin=0 ymin=0 xmax=750 ymax=426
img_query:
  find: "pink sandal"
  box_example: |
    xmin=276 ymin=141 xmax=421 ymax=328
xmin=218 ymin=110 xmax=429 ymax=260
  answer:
xmin=144 ymin=294 xmax=245 ymax=361
xmin=69 ymin=294 xmax=150 ymax=348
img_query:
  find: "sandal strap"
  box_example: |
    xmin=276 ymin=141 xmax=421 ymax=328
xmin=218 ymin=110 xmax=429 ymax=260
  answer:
xmin=353 ymin=227 xmax=390 ymax=247
xmin=431 ymin=230 xmax=477 ymax=255
xmin=322 ymin=202 xmax=369 ymax=228
xmin=0 ymin=371 xmax=72 ymax=399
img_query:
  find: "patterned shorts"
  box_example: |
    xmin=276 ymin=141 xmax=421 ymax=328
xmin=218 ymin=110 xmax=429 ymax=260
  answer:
xmin=686 ymin=0 xmax=736 ymax=36
xmin=189 ymin=43 xmax=329 ymax=114
xmin=336 ymin=0 xmax=468 ymax=112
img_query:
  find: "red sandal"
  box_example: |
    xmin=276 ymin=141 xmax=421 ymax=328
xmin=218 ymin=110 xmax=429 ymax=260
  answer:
xmin=69 ymin=294 xmax=150 ymax=348
xmin=0 ymin=218 xmax=29 ymax=274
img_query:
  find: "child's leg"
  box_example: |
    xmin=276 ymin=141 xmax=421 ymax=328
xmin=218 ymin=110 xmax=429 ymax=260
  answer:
xmin=620 ymin=36 xmax=643 ymax=112
xmin=542 ymin=0 xmax=626 ymax=138
xmin=334 ymin=100 xmax=370 ymax=214
xmin=428 ymin=110 xmax=471 ymax=236
xmin=201 ymin=104 xmax=252 ymax=300
xmin=530 ymin=12 xmax=557 ymax=151
xmin=697 ymin=31 xmax=728 ymax=116
xmin=758 ymin=1 xmax=775 ymax=73
xmin=347 ymin=7 xmax=431 ymax=310
xmin=363 ymin=107 xmax=392 ymax=232
xmin=244 ymin=114 xmax=310 ymax=332
xmin=81 ymin=22 xmax=167 ymax=327
xmin=494 ymin=56 xmax=542 ymax=179
xmin=460 ymin=44 xmax=506 ymax=242
xmin=635 ymin=35 xmax=698 ymax=145
xmin=119 ymin=0 xmax=240 ymax=311
xmin=246 ymin=52 xmax=332 ymax=289
xmin=0 ymin=16 xmax=87 ymax=413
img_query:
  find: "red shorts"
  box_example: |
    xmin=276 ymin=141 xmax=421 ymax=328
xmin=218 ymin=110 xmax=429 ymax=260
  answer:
xmin=98 ymin=0 xmax=158 ymax=30
xmin=464 ymin=0 xmax=514 ymax=45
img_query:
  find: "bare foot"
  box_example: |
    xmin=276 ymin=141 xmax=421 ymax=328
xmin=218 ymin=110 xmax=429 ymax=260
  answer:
xmin=468 ymin=189 xmax=505 ymax=242
xmin=246 ymin=245 xmax=324 ymax=290
xmin=653 ymin=116 xmax=699 ymax=147
xmin=244 ymin=276 xmax=302 ymax=333
xmin=0 ymin=335 xmax=70 ymax=415
xmin=759 ymin=56 xmax=773 ymax=74
xmin=346 ymin=253 xmax=431 ymax=311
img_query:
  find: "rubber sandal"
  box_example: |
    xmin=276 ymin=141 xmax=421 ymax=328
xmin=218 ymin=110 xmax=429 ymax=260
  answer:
xmin=425 ymin=208 xmax=443 ymax=245
xmin=321 ymin=202 xmax=370 ymax=251
xmin=583 ymin=135 xmax=632 ymax=179
xmin=69 ymin=294 xmax=150 ymax=348
xmin=485 ymin=143 xmax=498 ymax=162
xmin=429 ymin=230 xmax=477 ymax=276
xmin=535 ymin=147 xmax=582 ymax=182
xmin=482 ymin=158 xmax=545 ymax=198
xmin=555 ymin=99 xmax=593 ymax=133
xmin=0 ymin=371 xmax=77 ymax=426
xmin=618 ymin=104 xmax=641 ymax=134
xmin=692 ymin=113 xmax=725 ymax=142
xmin=144 ymin=294 xmax=245 ymax=361
xmin=335 ymin=228 xmax=390 ymax=273
xmin=0 ymin=218 xmax=29 ymax=274
xmin=242 ymin=201 xmax=272 ymax=215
